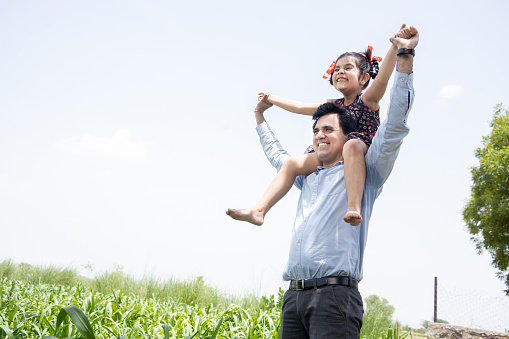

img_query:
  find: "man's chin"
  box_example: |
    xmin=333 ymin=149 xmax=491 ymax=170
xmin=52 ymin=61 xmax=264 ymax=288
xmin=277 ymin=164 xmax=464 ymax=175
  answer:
xmin=316 ymin=151 xmax=328 ymax=161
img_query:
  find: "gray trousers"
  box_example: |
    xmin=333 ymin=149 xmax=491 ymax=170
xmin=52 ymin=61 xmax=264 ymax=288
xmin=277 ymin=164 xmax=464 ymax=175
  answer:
xmin=280 ymin=284 xmax=363 ymax=339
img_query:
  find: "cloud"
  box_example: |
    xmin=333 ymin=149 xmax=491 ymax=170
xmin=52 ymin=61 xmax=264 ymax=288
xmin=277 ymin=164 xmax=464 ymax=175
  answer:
xmin=56 ymin=129 xmax=147 ymax=161
xmin=439 ymin=85 xmax=462 ymax=99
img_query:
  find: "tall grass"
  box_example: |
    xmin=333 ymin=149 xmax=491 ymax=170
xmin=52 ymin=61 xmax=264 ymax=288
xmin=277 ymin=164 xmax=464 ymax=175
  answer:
xmin=0 ymin=259 xmax=82 ymax=286
xmin=0 ymin=259 xmax=269 ymax=310
xmin=92 ymin=270 xmax=224 ymax=306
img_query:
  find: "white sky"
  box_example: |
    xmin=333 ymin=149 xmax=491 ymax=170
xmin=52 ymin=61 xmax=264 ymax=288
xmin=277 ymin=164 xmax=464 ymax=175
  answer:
xmin=1 ymin=0 xmax=509 ymax=331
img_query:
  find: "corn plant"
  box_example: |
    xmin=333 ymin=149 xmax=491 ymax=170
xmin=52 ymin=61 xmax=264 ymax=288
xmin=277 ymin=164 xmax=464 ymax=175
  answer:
xmin=0 ymin=261 xmax=417 ymax=339
xmin=0 ymin=278 xmax=281 ymax=338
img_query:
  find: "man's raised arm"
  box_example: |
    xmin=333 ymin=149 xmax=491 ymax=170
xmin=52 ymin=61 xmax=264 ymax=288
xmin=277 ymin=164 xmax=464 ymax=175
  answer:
xmin=254 ymin=93 xmax=292 ymax=174
xmin=393 ymin=25 xmax=418 ymax=75
xmin=365 ymin=26 xmax=418 ymax=189
xmin=225 ymin=94 xmax=298 ymax=224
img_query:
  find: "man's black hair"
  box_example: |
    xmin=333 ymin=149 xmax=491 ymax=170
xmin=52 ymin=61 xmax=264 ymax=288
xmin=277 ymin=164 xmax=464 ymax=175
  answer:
xmin=312 ymin=102 xmax=358 ymax=135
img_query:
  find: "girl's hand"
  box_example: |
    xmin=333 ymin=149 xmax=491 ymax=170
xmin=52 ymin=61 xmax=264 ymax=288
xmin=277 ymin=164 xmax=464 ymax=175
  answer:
xmin=390 ymin=25 xmax=419 ymax=50
xmin=255 ymin=92 xmax=273 ymax=113
xmin=258 ymin=91 xmax=272 ymax=103
xmin=393 ymin=24 xmax=412 ymax=40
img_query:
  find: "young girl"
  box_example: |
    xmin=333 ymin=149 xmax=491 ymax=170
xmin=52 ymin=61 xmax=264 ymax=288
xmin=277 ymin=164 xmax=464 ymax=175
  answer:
xmin=227 ymin=25 xmax=412 ymax=226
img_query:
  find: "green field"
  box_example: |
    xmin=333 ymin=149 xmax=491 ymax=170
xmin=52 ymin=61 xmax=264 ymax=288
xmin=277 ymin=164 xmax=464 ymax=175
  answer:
xmin=0 ymin=259 xmax=426 ymax=338
xmin=0 ymin=277 xmax=283 ymax=338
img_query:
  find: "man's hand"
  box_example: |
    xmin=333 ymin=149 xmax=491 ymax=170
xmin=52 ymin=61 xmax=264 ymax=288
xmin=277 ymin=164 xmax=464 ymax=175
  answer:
xmin=254 ymin=92 xmax=273 ymax=125
xmin=256 ymin=92 xmax=273 ymax=113
xmin=391 ymin=25 xmax=418 ymax=74
xmin=390 ymin=25 xmax=419 ymax=50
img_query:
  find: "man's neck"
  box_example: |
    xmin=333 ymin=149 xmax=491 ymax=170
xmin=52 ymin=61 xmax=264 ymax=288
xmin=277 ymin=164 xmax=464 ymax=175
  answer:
xmin=322 ymin=158 xmax=344 ymax=168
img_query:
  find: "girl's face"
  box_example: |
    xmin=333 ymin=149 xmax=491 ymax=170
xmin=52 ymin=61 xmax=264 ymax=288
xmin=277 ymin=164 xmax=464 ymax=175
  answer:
xmin=332 ymin=56 xmax=369 ymax=96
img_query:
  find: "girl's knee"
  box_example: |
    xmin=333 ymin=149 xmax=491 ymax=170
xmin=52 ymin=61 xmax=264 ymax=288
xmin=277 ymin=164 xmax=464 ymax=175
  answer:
xmin=344 ymin=139 xmax=368 ymax=156
xmin=283 ymin=156 xmax=299 ymax=168
xmin=282 ymin=154 xmax=318 ymax=175
xmin=281 ymin=156 xmax=300 ymax=175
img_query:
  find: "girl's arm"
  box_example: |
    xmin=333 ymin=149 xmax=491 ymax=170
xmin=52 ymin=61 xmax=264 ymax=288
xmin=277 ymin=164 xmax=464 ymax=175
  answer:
xmin=259 ymin=91 xmax=330 ymax=116
xmin=362 ymin=24 xmax=410 ymax=110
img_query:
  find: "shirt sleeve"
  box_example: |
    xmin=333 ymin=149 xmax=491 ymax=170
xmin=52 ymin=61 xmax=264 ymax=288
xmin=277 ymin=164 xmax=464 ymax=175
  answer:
xmin=256 ymin=122 xmax=304 ymax=189
xmin=365 ymin=71 xmax=414 ymax=189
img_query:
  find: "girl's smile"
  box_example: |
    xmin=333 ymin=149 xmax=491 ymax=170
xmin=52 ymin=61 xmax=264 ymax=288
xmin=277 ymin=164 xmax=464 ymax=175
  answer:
xmin=332 ymin=56 xmax=369 ymax=99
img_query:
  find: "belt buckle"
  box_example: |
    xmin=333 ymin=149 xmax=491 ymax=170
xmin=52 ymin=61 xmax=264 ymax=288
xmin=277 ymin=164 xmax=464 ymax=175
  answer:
xmin=295 ymin=279 xmax=305 ymax=291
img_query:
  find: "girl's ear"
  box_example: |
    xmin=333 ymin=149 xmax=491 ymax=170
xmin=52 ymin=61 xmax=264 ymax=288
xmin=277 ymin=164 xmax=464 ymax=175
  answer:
xmin=360 ymin=73 xmax=370 ymax=85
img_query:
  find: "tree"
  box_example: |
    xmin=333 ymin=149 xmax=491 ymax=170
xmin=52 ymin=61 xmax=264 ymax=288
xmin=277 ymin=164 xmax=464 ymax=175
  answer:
xmin=360 ymin=295 xmax=395 ymax=338
xmin=463 ymin=104 xmax=509 ymax=295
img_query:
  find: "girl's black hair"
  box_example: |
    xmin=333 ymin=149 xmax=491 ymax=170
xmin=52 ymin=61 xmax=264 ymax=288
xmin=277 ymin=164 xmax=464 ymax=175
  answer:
xmin=329 ymin=47 xmax=380 ymax=90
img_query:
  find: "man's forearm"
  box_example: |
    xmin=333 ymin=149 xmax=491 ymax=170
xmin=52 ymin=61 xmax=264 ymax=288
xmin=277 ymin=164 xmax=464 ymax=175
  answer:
xmin=256 ymin=122 xmax=290 ymax=172
xmin=396 ymin=54 xmax=413 ymax=74
xmin=366 ymin=71 xmax=413 ymax=187
xmin=255 ymin=110 xmax=266 ymax=125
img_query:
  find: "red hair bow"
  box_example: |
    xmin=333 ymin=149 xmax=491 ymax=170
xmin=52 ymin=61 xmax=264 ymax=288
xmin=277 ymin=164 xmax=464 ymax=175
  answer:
xmin=322 ymin=60 xmax=336 ymax=79
xmin=322 ymin=46 xmax=382 ymax=79
xmin=366 ymin=45 xmax=382 ymax=65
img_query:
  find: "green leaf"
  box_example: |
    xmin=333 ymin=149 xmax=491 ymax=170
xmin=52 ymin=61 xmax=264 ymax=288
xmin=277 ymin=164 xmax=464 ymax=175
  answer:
xmin=42 ymin=315 xmax=55 ymax=334
xmin=183 ymin=331 xmax=198 ymax=339
xmin=163 ymin=323 xmax=170 ymax=339
xmin=8 ymin=306 xmax=19 ymax=322
xmin=0 ymin=280 xmax=3 ymax=309
xmin=55 ymin=306 xmax=67 ymax=333
xmin=0 ymin=324 xmax=15 ymax=339
xmin=209 ymin=315 xmax=224 ymax=339
xmin=55 ymin=305 xmax=97 ymax=339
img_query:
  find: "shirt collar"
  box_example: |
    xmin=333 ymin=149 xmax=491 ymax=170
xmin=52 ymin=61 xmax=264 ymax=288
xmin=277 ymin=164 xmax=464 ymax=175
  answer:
xmin=317 ymin=161 xmax=344 ymax=172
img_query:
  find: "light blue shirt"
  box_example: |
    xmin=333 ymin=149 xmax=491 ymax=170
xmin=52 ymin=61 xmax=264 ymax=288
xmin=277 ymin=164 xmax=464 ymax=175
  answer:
xmin=256 ymin=71 xmax=414 ymax=282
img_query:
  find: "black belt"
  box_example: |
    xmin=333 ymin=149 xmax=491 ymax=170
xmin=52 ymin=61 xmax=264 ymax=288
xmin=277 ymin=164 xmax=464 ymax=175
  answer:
xmin=289 ymin=276 xmax=358 ymax=290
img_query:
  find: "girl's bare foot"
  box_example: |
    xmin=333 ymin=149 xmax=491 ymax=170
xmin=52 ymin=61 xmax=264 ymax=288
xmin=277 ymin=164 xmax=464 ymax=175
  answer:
xmin=226 ymin=208 xmax=264 ymax=226
xmin=343 ymin=210 xmax=362 ymax=226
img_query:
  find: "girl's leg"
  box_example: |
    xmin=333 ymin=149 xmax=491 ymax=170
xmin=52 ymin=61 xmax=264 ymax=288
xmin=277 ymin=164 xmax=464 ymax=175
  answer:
xmin=226 ymin=153 xmax=321 ymax=225
xmin=343 ymin=139 xmax=368 ymax=226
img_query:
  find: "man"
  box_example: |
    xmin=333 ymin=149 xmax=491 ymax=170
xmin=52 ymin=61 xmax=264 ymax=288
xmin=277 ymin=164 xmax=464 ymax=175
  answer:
xmin=235 ymin=28 xmax=417 ymax=338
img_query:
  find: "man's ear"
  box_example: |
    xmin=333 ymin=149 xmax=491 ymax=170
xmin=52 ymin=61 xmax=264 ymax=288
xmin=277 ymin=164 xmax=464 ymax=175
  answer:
xmin=360 ymin=73 xmax=370 ymax=86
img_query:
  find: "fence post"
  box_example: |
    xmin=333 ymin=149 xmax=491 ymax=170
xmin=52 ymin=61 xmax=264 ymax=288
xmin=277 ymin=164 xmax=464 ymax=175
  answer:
xmin=434 ymin=276 xmax=438 ymax=323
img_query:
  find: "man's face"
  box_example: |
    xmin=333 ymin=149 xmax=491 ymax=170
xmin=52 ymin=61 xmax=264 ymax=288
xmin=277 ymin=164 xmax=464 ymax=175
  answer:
xmin=313 ymin=113 xmax=348 ymax=167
